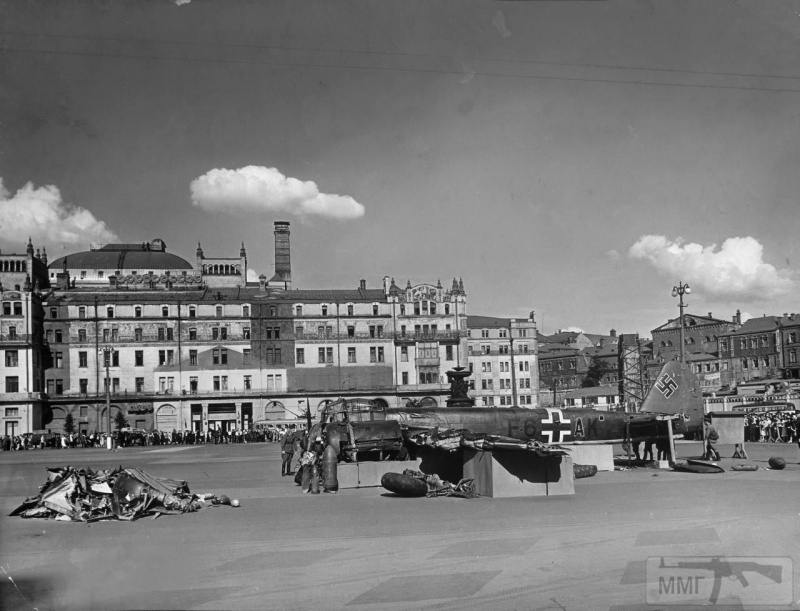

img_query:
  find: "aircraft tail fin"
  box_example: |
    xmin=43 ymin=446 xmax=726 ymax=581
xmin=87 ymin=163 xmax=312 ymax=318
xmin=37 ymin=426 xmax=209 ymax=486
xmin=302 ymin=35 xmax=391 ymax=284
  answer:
xmin=640 ymin=360 xmax=704 ymax=420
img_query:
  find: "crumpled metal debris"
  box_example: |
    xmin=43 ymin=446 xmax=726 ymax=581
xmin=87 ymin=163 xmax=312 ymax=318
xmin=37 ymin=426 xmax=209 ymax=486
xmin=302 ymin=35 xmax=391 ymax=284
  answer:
xmin=9 ymin=466 xmax=233 ymax=522
xmin=401 ymin=469 xmax=479 ymax=498
xmin=407 ymin=429 xmax=565 ymax=457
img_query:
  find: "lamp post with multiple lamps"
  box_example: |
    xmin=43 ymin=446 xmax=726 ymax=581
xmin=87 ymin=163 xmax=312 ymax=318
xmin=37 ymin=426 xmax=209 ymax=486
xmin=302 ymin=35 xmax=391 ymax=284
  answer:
xmin=100 ymin=346 xmax=114 ymax=449
xmin=671 ymin=281 xmax=691 ymax=365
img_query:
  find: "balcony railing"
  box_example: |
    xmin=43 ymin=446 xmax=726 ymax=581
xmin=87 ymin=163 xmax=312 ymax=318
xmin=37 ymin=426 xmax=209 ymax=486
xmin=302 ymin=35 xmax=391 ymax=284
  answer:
xmin=415 ymin=356 xmax=441 ymax=367
xmin=69 ymin=334 xmax=250 ymax=344
xmin=394 ymin=331 xmax=464 ymax=342
xmin=296 ymin=332 xmax=390 ymax=342
xmin=0 ymin=333 xmax=32 ymax=343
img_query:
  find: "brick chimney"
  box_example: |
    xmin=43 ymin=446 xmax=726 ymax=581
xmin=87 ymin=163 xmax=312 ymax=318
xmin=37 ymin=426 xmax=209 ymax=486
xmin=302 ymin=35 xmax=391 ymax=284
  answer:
xmin=269 ymin=221 xmax=291 ymax=289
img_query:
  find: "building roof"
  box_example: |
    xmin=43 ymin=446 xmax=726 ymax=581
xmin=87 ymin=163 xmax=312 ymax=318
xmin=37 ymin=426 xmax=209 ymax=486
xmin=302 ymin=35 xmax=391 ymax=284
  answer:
xmin=466 ymin=315 xmax=511 ymax=329
xmin=50 ymin=241 xmax=193 ymax=271
xmin=726 ymin=315 xmax=781 ymax=335
xmin=652 ymin=313 xmax=736 ymax=333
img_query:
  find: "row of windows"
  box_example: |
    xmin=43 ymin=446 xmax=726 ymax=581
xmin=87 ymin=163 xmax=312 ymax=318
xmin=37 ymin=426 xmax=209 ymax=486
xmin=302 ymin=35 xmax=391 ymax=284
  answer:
xmin=55 ymin=326 xmax=251 ymax=343
xmin=1 ymin=301 xmax=24 ymax=316
xmin=295 ymin=347 xmax=386 ymax=364
xmin=470 ymin=343 xmax=531 ymax=355
xmin=478 ymin=328 xmax=529 ymax=339
xmin=51 ymin=304 xmax=253 ymax=320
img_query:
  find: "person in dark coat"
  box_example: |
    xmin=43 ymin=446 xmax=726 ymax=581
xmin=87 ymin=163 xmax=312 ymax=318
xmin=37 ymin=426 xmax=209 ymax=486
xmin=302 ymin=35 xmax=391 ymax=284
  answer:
xmin=281 ymin=430 xmax=295 ymax=476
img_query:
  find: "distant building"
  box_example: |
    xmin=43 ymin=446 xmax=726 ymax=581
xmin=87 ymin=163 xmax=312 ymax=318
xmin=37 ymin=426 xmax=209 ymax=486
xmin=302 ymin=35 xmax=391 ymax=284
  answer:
xmin=466 ymin=314 xmax=538 ymax=407
xmin=563 ymin=384 xmax=621 ymax=411
xmin=1 ymin=239 xmax=50 ymax=435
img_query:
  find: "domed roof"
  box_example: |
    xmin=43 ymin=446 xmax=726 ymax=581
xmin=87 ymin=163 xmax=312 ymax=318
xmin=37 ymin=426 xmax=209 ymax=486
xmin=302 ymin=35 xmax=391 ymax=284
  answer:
xmin=49 ymin=240 xmax=193 ymax=271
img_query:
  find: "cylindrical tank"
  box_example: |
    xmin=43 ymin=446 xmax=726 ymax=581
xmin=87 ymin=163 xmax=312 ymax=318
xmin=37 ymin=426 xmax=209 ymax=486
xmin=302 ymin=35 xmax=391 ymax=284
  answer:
xmin=322 ymin=444 xmax=338 ymax=492
xmin=310 ymin=463 xmax=321 ymax=494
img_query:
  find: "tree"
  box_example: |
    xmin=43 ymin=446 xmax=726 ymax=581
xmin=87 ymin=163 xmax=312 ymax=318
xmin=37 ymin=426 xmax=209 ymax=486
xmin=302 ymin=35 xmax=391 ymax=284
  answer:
xmin=114 ymin=411 xmax=129 ymax=431
xmin=63 ymin=413 xmax=75 ymax=435
xmin=583 ymin=356 xmax=608 ymax=388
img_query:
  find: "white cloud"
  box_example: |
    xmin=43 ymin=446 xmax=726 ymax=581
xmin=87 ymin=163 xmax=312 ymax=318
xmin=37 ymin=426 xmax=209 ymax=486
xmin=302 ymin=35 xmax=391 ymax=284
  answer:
xmin=190 ymin=166 xmax=365 ymax=220
xmin=563 ymin=326 xmax=584 ymax=333
xmin=174 ymin=0 xmax=191 ymax=5
xmin=0 ymin=178 xmax=119 ymax=246
xmin=628 ymin=234 xmax=794 ymax=300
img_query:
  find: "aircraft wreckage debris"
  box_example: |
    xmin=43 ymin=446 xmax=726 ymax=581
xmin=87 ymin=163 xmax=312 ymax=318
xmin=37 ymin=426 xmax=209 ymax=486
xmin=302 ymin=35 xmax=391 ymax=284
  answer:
xmin=9 ymin=466 xmax=238 ymax=522
xmin=381 ymin=469 xmax=479 ymax=498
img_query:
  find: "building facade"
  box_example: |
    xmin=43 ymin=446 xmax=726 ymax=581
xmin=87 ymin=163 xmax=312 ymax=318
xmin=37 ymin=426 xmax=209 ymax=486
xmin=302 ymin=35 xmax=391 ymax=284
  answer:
xmin=466 ymin=315 xmax=538 ymax=407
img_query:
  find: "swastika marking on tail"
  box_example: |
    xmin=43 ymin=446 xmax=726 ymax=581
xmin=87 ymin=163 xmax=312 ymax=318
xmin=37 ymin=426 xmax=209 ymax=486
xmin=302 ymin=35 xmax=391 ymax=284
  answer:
xmin=656 ymin=373 xmax=678 ymax=399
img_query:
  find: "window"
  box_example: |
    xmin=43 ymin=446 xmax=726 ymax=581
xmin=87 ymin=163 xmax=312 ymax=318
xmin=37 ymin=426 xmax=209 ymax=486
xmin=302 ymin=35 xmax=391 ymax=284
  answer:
xmin=54 ymin=352 xmax=63 ymax=368
xmin=5 ymin=376 xmax=19 ymax=392
xmin=295 ymin=326 xmax=304 ymax=338
xmin=189 ymin=328 xmax=197 ymax=340
xmin=401 ymin=346 xmax=408 ymax=362
xmin=430 ymin=302 xmax=436 ymax=315
xmin=220 ymin=327 xmax=228 ymax=340
xmin=499 ymin=329 xmax=508 ymax=338
xmin=158 ymin=328 xmax=165 ymax=341
xmin=321 ymin=305 xmax=328 ymax=316
xmin=220 ymin=348 xmax=228 ymax=365
xmin=347 ymin=304 xmax=354 ymax=316
xmin=373 ymin=304 xmax=379 ymax=316
xmin=79 ymin=379 xmax=88 ymax=394
xmin=400 ymin=304 xmax=406 ymax=315
xmin=106 ymin=306 xmax=114 ymax=318
xmin=326 ymin=347 xmax=333 ymax=363
xmin=55 ymin=379 xmax=63 ymax=395
xmin=50 ymin=307 xmax=58 ymax=319
xmin=369 ymin=347 xmax=385 ymax=363
xmin=212 ymin=349 xmax=220 ymax=365
xmin=134 ymin=328 xmax=143 ymax=341
xmin=78 ymin=329 xmax=87 ymax=342
xmin=159 ymin=350 xmax=166 ymax=365
xmin=5 ymin=350 xmax=18 ymax=367
xmin=135 ymin=378 xmax=144 ymax=392
xmin=295 ymin=305 xmax=303 ymax=316
xmin=789 ymin=332 xmax=797 ymax=344
xmin=402 ymin=372 xmax=409 ymax=384
xmin=742 ymin=358 xmax=748 ymax=369
xmin=318 ymin=348 xmax=326 ymax=364
xmin=348 ymin=347 xmax=356 ymax=363
xmin=213 ymin=376 xmax=220 ymax=391
xmin=135 ymin=306 xmax=142 ymax=318
xmin=243 ymin=348 xmax=251 ymax=362
xmin=216 ymin=305 xmax=223 ymax=318
xmin=112 ymin=351 xmax=120 ymax=367
xmin=55 ymin=330 xmax=63 ymax=343
xmin=162 ymin=306 xmax=169 ymax=317
xmin=188 ymin=306 xmax=196 ymax=318
xmin=220 ymin=376 xmax=228 ymax=391
xmin=212 ymin=327 xmax=219 ymax=340
xmin=790 ymin=350 xmax=797 ymax=364
xmin=242 ymin=305 xmax=250 ymax=317
xmin=9 ymin=326 xmax=16 ymax=340
xmin=189 ymin=350 xmax=197 ymax=365
xmin=78 ymin=306 xmax=86 ymax=319
xmin=189 ymin=377 xmax=198 ymax=393
xmin=296 ymin=348 xmax=305 ymax=364
xmin=243 ymin=327 xmax=251 ymax=339
xmin=269 ymin=306 xmax=277 ymax=317
xmin=244 ymin=375 xmax=252 ymax=390
xmin=347 ymin=325 xmax=355 ymax=338
xmin=1 ymin=302 xmax=9 ymax=316
xmin=111 ymin=328 xmax=118 ymax=341
xmin=135 ymin=350 xmax=143 ymax=366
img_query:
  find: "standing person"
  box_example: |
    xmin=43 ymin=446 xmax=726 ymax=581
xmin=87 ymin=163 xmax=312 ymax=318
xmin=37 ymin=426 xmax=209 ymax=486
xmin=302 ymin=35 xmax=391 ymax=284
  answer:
xmin=281 ymin=430 xmax=295 ymax=476
xmin=705 ymin=424 xmax=721 ymax=461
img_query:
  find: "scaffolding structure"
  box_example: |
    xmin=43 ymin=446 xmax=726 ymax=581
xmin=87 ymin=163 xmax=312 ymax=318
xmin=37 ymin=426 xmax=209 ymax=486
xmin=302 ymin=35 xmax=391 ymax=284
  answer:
xmin=618 ymin=334 xmax=647 ymax=412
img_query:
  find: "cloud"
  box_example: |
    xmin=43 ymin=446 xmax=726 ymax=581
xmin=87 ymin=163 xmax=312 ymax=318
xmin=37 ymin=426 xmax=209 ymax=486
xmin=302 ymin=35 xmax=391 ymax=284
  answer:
xmin=0 ymin=178 xmax=119 ymax=246
xmin=190 ymin=166 xmax=365 ymax=220
xmin=628 ymin=235 xmax=794 ymax=300
xmin=246 ymin=269 xmax=262 ymax=283
xmin=173 ymin=0 xmax=191 ymax=5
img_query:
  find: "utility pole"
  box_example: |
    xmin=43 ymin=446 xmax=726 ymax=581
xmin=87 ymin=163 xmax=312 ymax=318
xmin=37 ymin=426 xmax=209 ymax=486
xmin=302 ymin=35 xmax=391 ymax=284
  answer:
xmin=100 ymin=345 xmax=114 ymax=449
xmin=672 ymin=282 xmax=691 ymax=365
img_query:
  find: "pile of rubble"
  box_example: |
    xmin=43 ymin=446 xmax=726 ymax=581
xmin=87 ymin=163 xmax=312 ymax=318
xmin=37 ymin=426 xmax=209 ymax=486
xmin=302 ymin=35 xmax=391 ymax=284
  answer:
xmin=10 ymin=466 xmax=236 ymax=522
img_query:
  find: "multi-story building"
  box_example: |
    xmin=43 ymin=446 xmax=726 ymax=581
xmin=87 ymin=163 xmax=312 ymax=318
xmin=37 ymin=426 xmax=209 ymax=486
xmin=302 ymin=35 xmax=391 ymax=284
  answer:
xmin=35 ymin=222 xmax=471 ymax=434
xmin=780 ymin=314 xmax=800 ymax=380
xmin=1 ymin=240 xmax=50 ymax=435
xmin=718 ymin=315 xmax=784 ymax=386
xmin=466 ymin=314 xmax=538 ymax=407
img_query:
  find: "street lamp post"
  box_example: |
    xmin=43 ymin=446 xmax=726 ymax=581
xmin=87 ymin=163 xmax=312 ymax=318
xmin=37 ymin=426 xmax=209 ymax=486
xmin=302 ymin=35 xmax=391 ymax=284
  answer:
xmin=100 ymin=346 xmax=114 ymax=449
xmin=671 ymin=282 xmax=691 ymax=365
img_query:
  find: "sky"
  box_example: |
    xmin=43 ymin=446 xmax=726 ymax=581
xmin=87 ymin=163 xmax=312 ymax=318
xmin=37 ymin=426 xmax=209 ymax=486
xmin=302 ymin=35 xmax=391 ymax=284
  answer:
xmin=1 ymin=0 xmax=799 ymax=337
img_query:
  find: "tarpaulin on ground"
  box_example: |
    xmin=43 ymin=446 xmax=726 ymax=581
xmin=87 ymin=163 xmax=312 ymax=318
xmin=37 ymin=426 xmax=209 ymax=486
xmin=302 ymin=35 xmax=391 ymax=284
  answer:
xmin=9 ymin=466 xmax=233 ymax=522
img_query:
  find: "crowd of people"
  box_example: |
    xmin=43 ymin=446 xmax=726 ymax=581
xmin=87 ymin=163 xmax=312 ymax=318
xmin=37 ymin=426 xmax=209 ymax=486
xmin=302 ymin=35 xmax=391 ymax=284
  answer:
xmin=0 ymin=426 xmax=300 ymax=451
xmin=744 ymin=411 xmax=799 ymax=443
